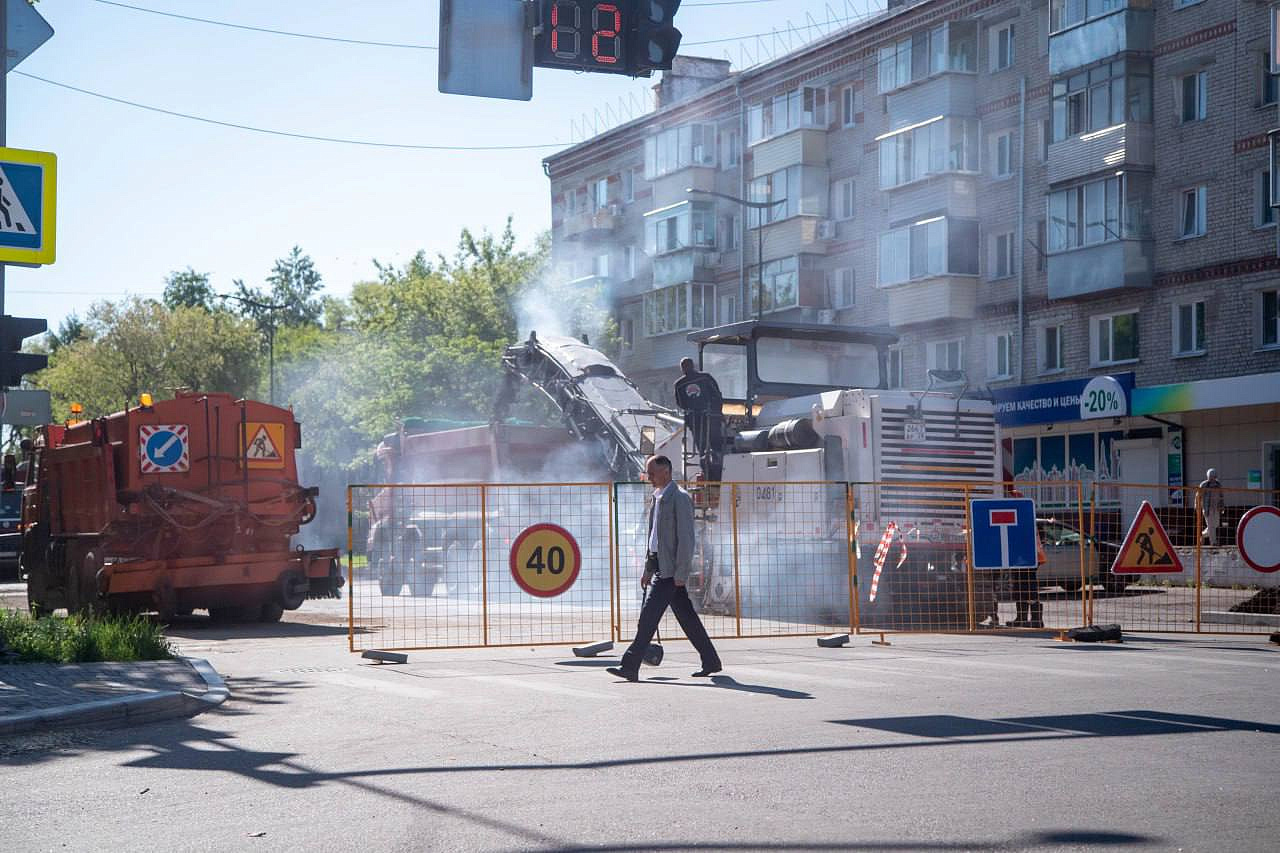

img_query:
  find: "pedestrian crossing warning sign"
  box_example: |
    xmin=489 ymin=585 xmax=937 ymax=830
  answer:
xmin=241 ymin=422 xmax=286 ymax=469
xmin=1111 ymin=501 xmax=1184 ymax=575
xmin=0 ymin=146 xmax=56 ymax=265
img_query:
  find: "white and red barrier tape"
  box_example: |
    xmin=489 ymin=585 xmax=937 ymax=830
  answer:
xmin=868 ymin=522 xmax=908 ymax=603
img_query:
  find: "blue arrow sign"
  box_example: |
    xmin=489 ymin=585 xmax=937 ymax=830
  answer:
xmin=145 ymin=430 xmax=185 ymax=469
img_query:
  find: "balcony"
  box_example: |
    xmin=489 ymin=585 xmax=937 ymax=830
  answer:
xmin=651 ymin=166 xmax=716 ymax=208
xmin=1047 ymin=239 xmax=1153 ymax=299
xmin=757 ymin=216 xmax=831 ymax=259
xmin=1049 ymin=8 xmax=1153 ymax=76
xmin=752 ymin=128 xmax=827 ymax=177
xmin=561 ymin=207 xmax=620 ymax=242
xmin=885 ymin=73 xmax=977 ymax=128
xmin=1047 ymin=122 xmax=1153 ymax=186
xmin=886 ymin=276 xmax=978 ymax=327
xmin=652 ymin=250 xmax=720 ymax=288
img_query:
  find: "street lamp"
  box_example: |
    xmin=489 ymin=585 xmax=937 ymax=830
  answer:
xmin=218 ymin=293 xmax=288 ymax=405
xmin=685 ymin=187 xmax=785 ymax=322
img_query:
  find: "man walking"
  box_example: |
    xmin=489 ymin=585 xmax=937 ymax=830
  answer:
xmin=1199 ymin=468 xmax=1224 ymax=546
xmin=608 ymin=455 xmax=722 ymax=682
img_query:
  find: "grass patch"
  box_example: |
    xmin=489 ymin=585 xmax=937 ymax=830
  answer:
xmin=0 ymin=609 xmax=175 ymax=664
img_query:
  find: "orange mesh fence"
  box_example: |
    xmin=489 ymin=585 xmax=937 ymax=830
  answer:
xmin=347 ymin=480 xmax=1277 ymax=651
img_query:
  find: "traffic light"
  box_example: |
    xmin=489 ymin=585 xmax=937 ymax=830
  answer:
xmin=630 ymin=0 xmax=682 ymax=76
xmin=531 ymin=1 xmax=681 ymax=77
xmin=0 ymin=315 xmax=48 ymax=388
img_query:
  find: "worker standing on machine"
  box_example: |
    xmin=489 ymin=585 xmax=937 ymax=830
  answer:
xmin=674 ymin=357 xmax=725 ymax=482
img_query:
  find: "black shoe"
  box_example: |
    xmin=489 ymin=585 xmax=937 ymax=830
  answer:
xmin=691 ymin=666 xmax=722 ymax=677
xmin=606 ymin=667 xmax=639 ymax=682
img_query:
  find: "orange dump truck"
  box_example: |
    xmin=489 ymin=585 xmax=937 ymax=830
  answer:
xmin=21 ymin=391 xmax=342 ymax=620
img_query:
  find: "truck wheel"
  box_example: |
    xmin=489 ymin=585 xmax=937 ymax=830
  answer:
xmin=378 ymin=578 xmax=402 ymax=597
xmin=278 ymin=570 xmax=308 ymax=611
xmin=259 ymin=602 xmax=285 ymax=623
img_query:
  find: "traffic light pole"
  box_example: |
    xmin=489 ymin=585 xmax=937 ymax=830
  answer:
xmin=1 ymin=7 xmax=9 ymax=317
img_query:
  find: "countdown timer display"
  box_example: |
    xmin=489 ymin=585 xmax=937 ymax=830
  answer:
xmin=534 ymin=1 xmax=627 ymax=73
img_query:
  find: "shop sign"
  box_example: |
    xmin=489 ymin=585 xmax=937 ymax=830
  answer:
xmin=992 ymin=373 xmax=1135 ymax=428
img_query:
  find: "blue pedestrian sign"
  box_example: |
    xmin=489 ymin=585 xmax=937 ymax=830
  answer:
xmin=139 ymin=424 xmax=190 ymax=474
xmin=969 ymin=498 xmax=1038 ymax=570
xmin=0 ymin=147 xmax=56 ymax=265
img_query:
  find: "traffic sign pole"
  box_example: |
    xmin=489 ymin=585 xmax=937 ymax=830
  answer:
xmin=2 ymin=5 xmax=9 ymax=316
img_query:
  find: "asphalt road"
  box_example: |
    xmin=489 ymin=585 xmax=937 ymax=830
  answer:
xmin=2 ymin=596 xmax=1278 ymax=852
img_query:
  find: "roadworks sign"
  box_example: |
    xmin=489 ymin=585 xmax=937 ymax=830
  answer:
xmin=1111 ymin=501 xmax=1184 ymax=575
xmin=241 ymin=422 xmax=286 ymax=469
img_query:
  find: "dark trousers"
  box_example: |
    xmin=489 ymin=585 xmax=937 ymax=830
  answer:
xmin=620 ymin=577 xmax=721 ymax=675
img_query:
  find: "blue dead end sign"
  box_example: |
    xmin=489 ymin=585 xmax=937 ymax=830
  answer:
xmin=970 ymin=497 xmax=1038 ymax=570
xmin=0 ymin=146 xmax=56 ymax=265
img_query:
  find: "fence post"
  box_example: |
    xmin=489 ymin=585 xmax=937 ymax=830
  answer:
xmin=1088 ymin=483 xmax=1097 ymax=626
xmin=1075 ymin=481 xmax=1087 ymax=627
xmin=964 ymin=484 xmax=975 ymax=632
xmin=846 ymin=483 xmax=858 ymax=635
xmin=1194 ymin=486 xmax=1202 ymax=633
xmin=480 ymin=484 xmax=489 ymax=647
xmin=731 ymin=483 xmax=742 ymax=638
xmin=347 ymin=485 xmax=354 ymax=654
xmin=608 ymin=483 xmax=618 ymax=642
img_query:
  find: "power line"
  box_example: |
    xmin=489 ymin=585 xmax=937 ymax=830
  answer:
xmin=14 ymin=72 xmax=567 ymax=151
xmin=92 ymin=0 xmax=788 ymax=49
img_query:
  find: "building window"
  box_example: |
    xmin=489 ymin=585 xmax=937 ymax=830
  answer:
xmin=887 ymin=347 xmax=904 ymax=389
xmin=647 ymin=201 xmax=716 ymax=255
xmin=1040 ymin=324 xmax=1064 ymax=374
xmin=831 ymin=267 xmax=855 ymax=308
xmin=622 ymin=169 xmax=635 ymax=203
xmin=748 ymin=256 xmax=802 ymax=314
xmin=748 ymin=166 xmax=825 ymax=226
xmin=878 ymin=116 xmax=980 ymax=189
xmin=1051 ymin=58 xmax=1151 ymax=143
xmin=833 ymin=178 xmax=856 ymax=220
xmin=747 ymin=87 xmax=827 ymax=144
xmin=928 ymin=338 xmax=964 ymax=373
xmin=723 ymin=130 xmax=740 ymax=168
xmin=624 ymin=246 xmax=637 ymax=279
xmin=643 ymin=284 xmax=715 ymax=336
xmin=621 ymin=318 xmax=634 ymax=351
xmin=644 ymin=124 xmax=716 ymax=179
xmin=879 ymin=217 xmax=980 ymax=286
xmin=1172 ymin=301 xmax=1205 ymax=356
xmin=718 ymin=293 xmax=737 ymax=325
xmin=721 ymin=214 xmax=740 ymax=251
xmin=1092 ymin=311 xmax=1139 ymax=365
xmin=1179 ymin=186 xmax=1207 ymax=239
xmin=991 ymin=231 xmax=1015 ymax=279
xmin=593 ymin=253 xmax=610 ymax=278
xmin=989 ymin=333 xmax=1013 ymax=381
xmin=841 ymin=85 xmax=860 ymax=127
xmin=1258 ymin=171 xmax=1276 ymax=228
xmin=1035 ymin=220 xmax=1046 ymax=272
xmin=1262 ymin=289 xmax=1280 ymax=349
xmin=1264 ymin=53 xmax=1280 ymax=107
xmin=564 ymin=188 xmax=579 ymax=216
xmin=1038 ymin=119 xmax=1051 ymax=163
xmin=877 ymin=21 xmax=977 ymax=93
xmin=1173 ymin=0 xmax=1204 ymax=9
xmin=592 ymin=178 xmax=610 ymax=211
xmin=1179 ymin=71 xmax=1207 ymax=123
xmin=1051 ymin=0 xmax=1130 ymax=34
xmin=990 ymin=22 xmax=1014 ymax=72
xmin=1047 ymin=174 xmax=1124 ymax=252
xmin=992 ymin=131 xmax=1014 ymax=178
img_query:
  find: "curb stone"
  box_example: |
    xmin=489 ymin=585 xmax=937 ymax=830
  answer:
xmin=0 ymin=656 xmax=227 ymax=737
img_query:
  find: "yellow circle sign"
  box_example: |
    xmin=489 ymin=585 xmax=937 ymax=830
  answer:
xmin=509 ymin=523 xmax=581 ymax=598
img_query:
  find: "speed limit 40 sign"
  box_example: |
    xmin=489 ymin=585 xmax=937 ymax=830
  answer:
xmin=509 ymin=523 xmax=582 ymax=597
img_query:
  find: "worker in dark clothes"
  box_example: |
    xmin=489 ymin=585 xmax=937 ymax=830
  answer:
xmin=674 ymin=357 xmax=725 ymax=482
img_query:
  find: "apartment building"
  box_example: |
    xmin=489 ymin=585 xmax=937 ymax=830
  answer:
xmin=542 ymin=0 xmax=1280 ymax=502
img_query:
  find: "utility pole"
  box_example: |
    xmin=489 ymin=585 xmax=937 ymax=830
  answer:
xmin=2 ymin=4 xmax=9 ymax=318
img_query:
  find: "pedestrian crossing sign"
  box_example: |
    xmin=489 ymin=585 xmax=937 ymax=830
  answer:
xmin=0 ymin=146 xmax=56 ymax=265
xmin=1111 ymin=501 xmax=1183 ymax=575
xmin=241 ymin=422 xmax=286 ymax=469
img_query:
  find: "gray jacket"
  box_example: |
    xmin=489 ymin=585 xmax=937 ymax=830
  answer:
xmin=648 ymin=484 xmax=696 ymax=584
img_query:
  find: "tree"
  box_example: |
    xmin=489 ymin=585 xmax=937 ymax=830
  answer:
xmin=162 ymin=268 xmax=215 ymax=311
xmin=45 ymin=313 xmax=86 ymax=353
xmin=235 ymin=246 xmax=324 ymax=330
xmin=35 ymin=297 xmax=260 ymax=420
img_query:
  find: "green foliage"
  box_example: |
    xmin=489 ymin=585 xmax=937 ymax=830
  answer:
xmin=45 ymin=313 xmax=86 ymax=354
xmin=234 ymin=246 xmax=326 ymax=333
xmin=0 ymin=610 xmax=174 ymax=664
xmin=35 ymin=297 xmax=261 ymax=420
xmin=162 ymin=268 xmax=216 ymax=311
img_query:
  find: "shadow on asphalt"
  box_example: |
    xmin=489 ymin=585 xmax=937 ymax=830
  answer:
xmin=832 ymin=709 xmax=1280 ymax=739
xmin=164 ymin=618 xmax=358 ymax=640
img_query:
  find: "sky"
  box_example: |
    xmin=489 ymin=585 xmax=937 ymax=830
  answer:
xmin=5 ymin=0 xmax=881 ymax=331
